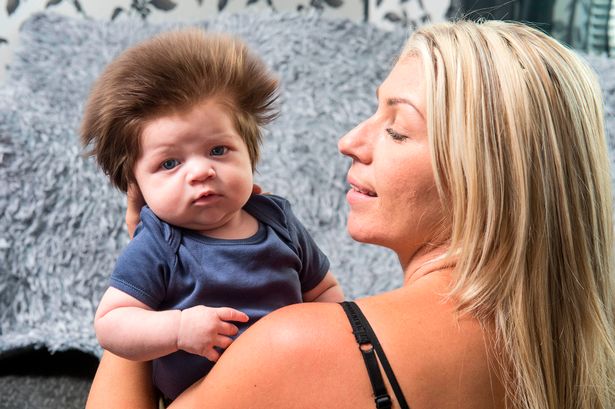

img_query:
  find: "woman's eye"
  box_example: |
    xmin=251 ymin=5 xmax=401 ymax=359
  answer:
xmin=210 ymin=146 xmax=228 ymax=156
xmin=386 ymin=127 xmax=408 ymax=142
xmin=161 ymin=159 xmax=180 ymax=170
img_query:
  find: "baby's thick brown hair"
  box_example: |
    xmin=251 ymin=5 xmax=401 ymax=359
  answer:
xmin=81 ymin=28 xmax=279 ymax=192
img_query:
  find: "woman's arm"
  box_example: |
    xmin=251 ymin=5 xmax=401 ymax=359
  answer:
xmin=86 ymin=351 xmax=157 ymax=409
xmin=87 ymin=303 xmax=361 ymax=409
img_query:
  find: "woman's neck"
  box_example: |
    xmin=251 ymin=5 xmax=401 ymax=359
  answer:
xmin=400 ymin=244 xmax=455 ymax=286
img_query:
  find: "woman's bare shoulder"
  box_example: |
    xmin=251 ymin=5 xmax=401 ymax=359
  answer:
xmin=170 ymin=301 xmax=373 ymax=409
xmin=228 ymin=301 xmax=353 ymax=361
xmin=171 ymin=277 xmax=506 ymax=408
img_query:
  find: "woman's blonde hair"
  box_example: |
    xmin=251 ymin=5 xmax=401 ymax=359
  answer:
xmin=404 ymin=20 xmax=615 ymax=409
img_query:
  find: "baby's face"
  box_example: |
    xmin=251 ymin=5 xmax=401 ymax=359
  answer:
xmin=133 ymin=99 xmax=254 ymax=236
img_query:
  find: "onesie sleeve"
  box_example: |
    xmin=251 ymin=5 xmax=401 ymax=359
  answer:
xmin=281 ymin=200 xmax=331 ymax=293
xmin=109 ymin=207 xmax=175 ymax=309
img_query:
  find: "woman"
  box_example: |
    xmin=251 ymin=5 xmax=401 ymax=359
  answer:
xmin=86 ymin=20 xmax=615 ymax=409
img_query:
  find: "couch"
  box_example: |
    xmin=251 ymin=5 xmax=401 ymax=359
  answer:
xmin=0 ymin=11 xmax=613 ymax=409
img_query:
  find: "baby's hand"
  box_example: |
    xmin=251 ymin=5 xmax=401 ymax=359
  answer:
xmin=177 ymin=306 xmax=249 ymax=362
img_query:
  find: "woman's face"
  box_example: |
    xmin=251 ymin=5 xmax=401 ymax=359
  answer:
xmin=338 ymin=56 xmax=442 ymax=264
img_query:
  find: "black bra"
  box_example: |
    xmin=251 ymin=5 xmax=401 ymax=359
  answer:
xmin=340 ymin=301 xmax=410 ymax=409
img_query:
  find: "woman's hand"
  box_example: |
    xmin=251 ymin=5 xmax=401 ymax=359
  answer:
xmin=252 ymin=184 xmax=263 ymax=195
xmin=126 ymin=184 xmax=145 ymax=239
xmin=125 ymin=184 xmax=264 ymax=239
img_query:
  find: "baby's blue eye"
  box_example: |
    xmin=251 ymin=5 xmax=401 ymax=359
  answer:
xmin=210 ymin=146 xmax=228 ymax=156
xmin=161 ymin=159 xmax=180 ymax=170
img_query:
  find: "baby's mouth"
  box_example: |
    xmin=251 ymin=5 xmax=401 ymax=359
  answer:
xmin=193 ymin=191 xmax=219 ymax=204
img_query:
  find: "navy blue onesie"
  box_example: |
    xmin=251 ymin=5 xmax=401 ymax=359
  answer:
xmin=109 ymin=194 xmax=330 ymax=400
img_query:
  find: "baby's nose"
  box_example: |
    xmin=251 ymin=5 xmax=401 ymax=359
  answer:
xmin=187 ymin=159 xmax=216 ymax=183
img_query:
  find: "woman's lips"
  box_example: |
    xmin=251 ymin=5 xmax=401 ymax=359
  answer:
xmin=350 ymin=184 xmax=377 ymax=197
xmin=346 ymin=178 xmax=377 ymax=204
xmin=347 ymin=188 xmax=377 ymax=204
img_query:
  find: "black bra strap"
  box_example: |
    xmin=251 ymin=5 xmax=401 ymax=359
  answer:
xmin=341 ymin=301 xmax=410 ymax=409
xmin=341 ymin=302 xmax=392 ymax=409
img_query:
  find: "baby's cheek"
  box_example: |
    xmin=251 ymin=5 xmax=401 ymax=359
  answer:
xmin=143 ymin=187 xmax=175 ymax=216
xmin=228 ymin=172 xmax=253 ymax=196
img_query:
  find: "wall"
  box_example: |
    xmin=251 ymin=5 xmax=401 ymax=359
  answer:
xmin=0 ymin=0 xmax=457 ymax=84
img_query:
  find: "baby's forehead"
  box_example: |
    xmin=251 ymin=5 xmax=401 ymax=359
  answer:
xmin=139 ymin=104 xmax=241 ymax=144
xmin=147 ymin=96 xmax=238 ymax=123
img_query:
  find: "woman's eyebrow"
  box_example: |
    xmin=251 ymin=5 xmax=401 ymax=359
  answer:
xmin=386 ymin=97 xmax=416 ymax=108
xmin=377 ymin=87 xmax=425 ymax=120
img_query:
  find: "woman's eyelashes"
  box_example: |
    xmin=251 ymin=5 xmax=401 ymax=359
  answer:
xmin=386 ymin=127 xmax=408 ymax=142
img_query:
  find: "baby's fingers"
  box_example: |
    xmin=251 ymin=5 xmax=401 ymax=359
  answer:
xmin=217 ymin=321 xmax=241 ymax=337
xmin=215 ymin=307 xmax=249 ymax=323
xmin=215 ymin=335 xmax=235 ymax=350
xmin=203 ymin=336 xmax=234 ymax=362
xmin=204 ymin=348 xmax=221 ymax=363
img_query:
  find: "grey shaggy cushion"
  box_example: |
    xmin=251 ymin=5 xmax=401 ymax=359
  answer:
xmin=0 ymin=11 xmax=614 ymax=360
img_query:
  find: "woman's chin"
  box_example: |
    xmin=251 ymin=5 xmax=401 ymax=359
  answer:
xmin=346 ymin=222 xmax=381 ymax=246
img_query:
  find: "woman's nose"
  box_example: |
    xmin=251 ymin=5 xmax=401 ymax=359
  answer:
xmin=187 ymin=159 xmax=216 ymax=183
xmin=338 ymin=120 xmax=371 ymax=163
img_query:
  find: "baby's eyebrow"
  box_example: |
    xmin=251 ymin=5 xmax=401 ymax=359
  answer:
xmin=146 ymin=140 xmax=176 ymax=150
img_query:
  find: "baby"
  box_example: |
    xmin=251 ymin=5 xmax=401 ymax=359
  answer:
xmin=81 ymin=28 xmax=344 ymax=401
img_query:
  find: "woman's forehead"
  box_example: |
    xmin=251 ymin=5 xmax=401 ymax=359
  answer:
xmin=378 ymin=56 xmax=426 ymax=118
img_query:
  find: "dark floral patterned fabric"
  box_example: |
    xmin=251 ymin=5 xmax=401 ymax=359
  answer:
xmin=0 ymin=0 xmax=453 ymax=82
xmin=2 ymin=0 xmax=612 ymax=58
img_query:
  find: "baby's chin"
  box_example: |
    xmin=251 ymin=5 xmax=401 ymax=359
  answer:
xmin=147 ymin=209 xmax=198 ymax=231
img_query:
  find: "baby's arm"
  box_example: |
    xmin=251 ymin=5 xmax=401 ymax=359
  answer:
xmin=95 ymin=287 xmax=249 ymax=362
xmin=302 ymin=271 xmax=344 ymax=303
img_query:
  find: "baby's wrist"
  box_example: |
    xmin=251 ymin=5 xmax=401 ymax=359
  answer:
xmin=175 ymin=309 xmax=185 ymax=352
